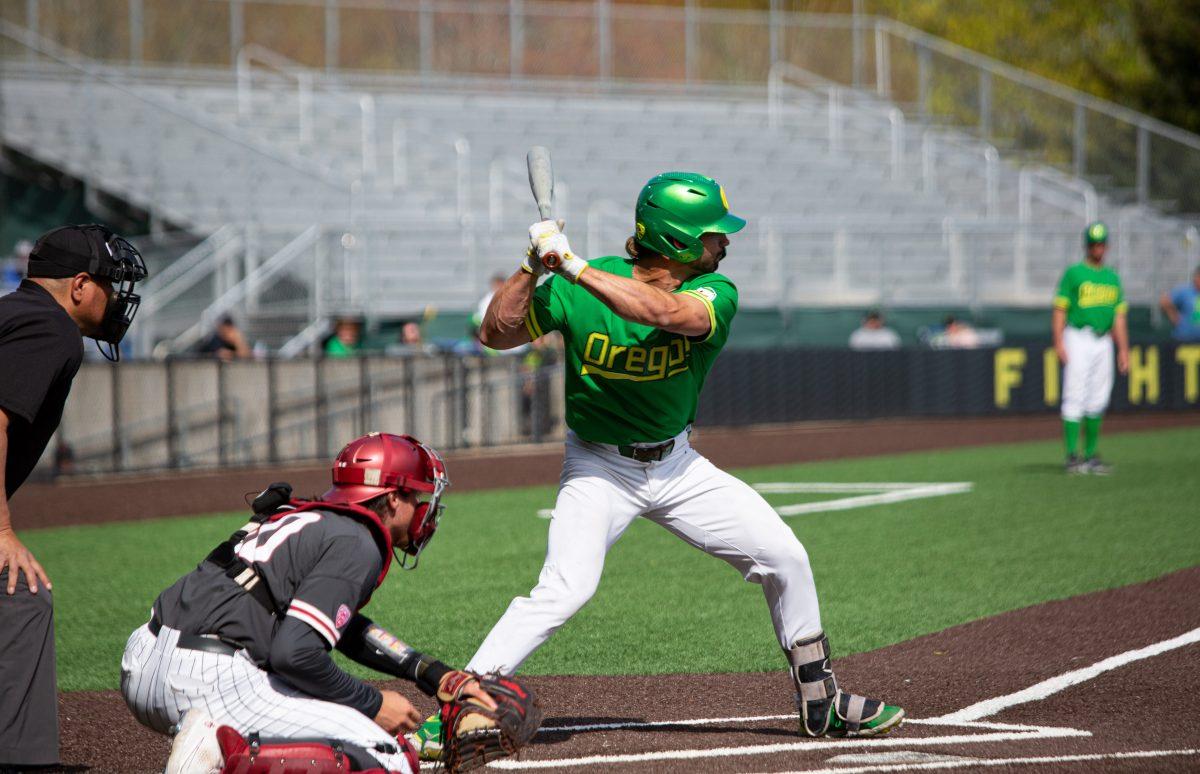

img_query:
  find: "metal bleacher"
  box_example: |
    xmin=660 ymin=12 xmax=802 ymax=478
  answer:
xmin=3 ymin=14 xmax=1198 ymax=356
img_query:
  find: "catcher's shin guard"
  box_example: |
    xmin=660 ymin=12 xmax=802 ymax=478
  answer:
xmin=787 ymin=632 xmax=838 ymax=737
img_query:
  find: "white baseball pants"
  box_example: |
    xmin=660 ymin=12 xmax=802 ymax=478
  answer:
xmin=1061 ymin=326 xmax=1114 ymax=421
xmin=120 ymin=623 xmax=413 ymax=772
xmin=466 ymin=429 xmax=823 ymax=675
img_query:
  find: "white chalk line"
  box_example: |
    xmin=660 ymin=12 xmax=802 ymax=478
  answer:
xmin=494 ymin=625 xmax=1200 ymax=769
xmin=931 ymin=624 xmax=1200 ymax=722
xmin=488 ymin=728 xmax=1088 ymax=769
xmin=749 ymin=748 xmax=1200 ymax=774
xmin=753 ymin=482 xmax=973 ymax=516
xmin=536 ymin=482 xmax=974 ymax=519
xmin=534 ymin=715 xmax=1059 ymax=736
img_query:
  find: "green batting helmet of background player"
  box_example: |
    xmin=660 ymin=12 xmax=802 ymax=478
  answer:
xmin=1084 ymin=221 xmax=1109 ymax=246
xmin=633 ymin=172 xmax=746 ymax=263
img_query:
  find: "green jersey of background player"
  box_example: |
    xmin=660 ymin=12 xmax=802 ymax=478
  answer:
xmin=1052 ymin=221 xmax=1130 ymax=475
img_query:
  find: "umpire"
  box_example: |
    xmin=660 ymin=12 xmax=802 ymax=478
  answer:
xmin=0 ymin=224 xmax=146 ymax=768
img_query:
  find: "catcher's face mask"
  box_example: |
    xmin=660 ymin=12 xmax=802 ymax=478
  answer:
xmin=400 ymin=441 xmax=449 ymax=570
xmin=27 ymin=225 xmax=148 ymax=362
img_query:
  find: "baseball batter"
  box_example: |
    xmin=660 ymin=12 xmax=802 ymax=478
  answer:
xmin=414 ymin=173 xmax=903 ymax=757
xmin=1053 ymin=221 xmax=1130 ymax=474
xmin=119 ymin=433 xmax=534 ymax=773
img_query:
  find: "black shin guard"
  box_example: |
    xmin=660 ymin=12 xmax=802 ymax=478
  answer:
xmin=786 ymin=631 xmax=837 ymax=737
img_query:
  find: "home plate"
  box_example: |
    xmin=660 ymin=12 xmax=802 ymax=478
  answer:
xmin=825 ymin=751 xmax=978 ymax=765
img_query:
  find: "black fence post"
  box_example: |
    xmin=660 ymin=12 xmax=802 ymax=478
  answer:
xmin=216 ymin=359 xmax=228 ymax=467
xmin=165 ymin=357 xmax=178 ymax=468
xmin=110 ymin=362 xmax=122 ymax=472
xmin=315 ymin=356 xmax=328 ymax=460
xmin=267 ymin=356 xmax=279 ymax=464
xmin=359 ymin=355 xmax=371 ymax=434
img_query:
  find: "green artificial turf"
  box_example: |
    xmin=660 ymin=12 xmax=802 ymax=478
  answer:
xmin=24 ymin=425 xmax=1200 ymax=692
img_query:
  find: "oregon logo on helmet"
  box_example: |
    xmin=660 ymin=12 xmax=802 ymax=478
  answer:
xmin=1085 ymin=221 xmax=1109 ymax=245
xmin=633 ymin=172 xmax=746 ymax=264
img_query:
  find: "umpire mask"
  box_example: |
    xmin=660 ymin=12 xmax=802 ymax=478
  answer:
xmin=28 ymin=224 xmax=149 ymax=362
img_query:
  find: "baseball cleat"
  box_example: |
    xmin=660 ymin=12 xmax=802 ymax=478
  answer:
xmin=406 ymin=713 xmax=444 ymax=762
xmin=1065 ymin=454 xmax=1087 ymax=474
xmin=165 ymin=709 xmax=223 ymax=774
xmin=1084 ymin=456 xmax=1114 ymax=475
xmin=827 ymin=694 xmax=905 ymax=738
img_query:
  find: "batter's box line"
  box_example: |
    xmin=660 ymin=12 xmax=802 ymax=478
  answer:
xmin=484 ymin=724 xmax=1089 ymax=768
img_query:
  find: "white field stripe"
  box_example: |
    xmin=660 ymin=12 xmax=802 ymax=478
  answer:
xmin=535 ymin=715 xmax=1056 ymax=736
xmin=754 ymin=483 xmax=971 ymax=494
xmin=488 ymin=728 xmax=1089 ymax=769
xmin=773 ymin=484 xmax=973 ymax=516
xmin=752 ymin=748 xmax=1200 ymax=774
xmin=932 ymin=625 xmax=1200 ymax=723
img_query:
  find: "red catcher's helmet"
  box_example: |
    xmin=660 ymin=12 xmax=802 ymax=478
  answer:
xmin=323 ymin=432 xmax=449 ymax=568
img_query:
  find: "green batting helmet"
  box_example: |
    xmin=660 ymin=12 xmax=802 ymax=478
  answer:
xmin=633 ymin=172 xmax=746 ymax=263
xmin=1084 ymin=221 xmax=1109 ymax=245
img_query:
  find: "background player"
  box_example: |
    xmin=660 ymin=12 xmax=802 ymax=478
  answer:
xmin=1053 ymin=221 xmax=1130 ymax=474
xmin=412 ymin=173 xmax=903 ymax=757
xmin=120 ymin=432 xmax=504 ymax=773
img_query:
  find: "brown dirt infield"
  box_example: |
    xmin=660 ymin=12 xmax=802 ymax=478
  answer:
xmin=13 ymin=412 xmax=1200 ymax=527
xmin=59 ymin=565 xmax=1200 ymax=773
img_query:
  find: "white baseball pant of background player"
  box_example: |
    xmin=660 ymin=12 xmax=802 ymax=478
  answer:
xmin=1061 ymin=326 xmax=1115 ymax=421
xmin=120 ymin=624 xmax=414 ymax=772
xmin=466 ymin=428 xmax=823 ymax=674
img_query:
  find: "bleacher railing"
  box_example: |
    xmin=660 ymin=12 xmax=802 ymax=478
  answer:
xmin=11 ymin=0 xmax=1200 ymax=215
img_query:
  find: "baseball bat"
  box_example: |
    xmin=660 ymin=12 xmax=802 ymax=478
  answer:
xmin=526 ymin=146 xmax=562 ymax=269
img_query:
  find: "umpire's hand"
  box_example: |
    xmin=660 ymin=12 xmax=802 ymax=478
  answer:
xmin=0 ymin=520 xmax=51 ymax=594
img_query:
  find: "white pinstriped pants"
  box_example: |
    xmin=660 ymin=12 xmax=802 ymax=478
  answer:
xmin=467 ymin=429 xmax=823 ymax=675
xmin=120 ymin=623 xmax=413 ymax=772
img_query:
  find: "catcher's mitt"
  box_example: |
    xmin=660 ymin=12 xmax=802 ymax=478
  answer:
xmin=438 ymin=671 xmax=543 ymax=772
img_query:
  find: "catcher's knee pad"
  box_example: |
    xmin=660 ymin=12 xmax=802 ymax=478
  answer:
xmin=215 ymin=726 xmax=417 ymax=774
xmin=787 ymin=631 xmax=837 ymax=737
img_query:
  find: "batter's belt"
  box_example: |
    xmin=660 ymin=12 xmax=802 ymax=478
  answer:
xmin=617 ymin=440 xmax=675 ymax=462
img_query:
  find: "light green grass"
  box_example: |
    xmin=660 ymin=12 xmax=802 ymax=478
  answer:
xmin=25 ymin=426 xmax=1200 ymax=692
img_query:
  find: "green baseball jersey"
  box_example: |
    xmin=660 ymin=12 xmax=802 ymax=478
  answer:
xmin=1053 ymin=262 xmax=1128 ymax=334
xmin=523 ymin=256 xmax=737 ymax=445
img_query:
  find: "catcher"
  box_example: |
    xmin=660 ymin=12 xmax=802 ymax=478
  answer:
xmin=120 ymin=432 xmax=541 ymax=773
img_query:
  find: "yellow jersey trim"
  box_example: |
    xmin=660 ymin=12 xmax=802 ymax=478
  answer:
xmin=1053 ymin=296 xmax=1071 ymax=310
xmin=524 ymin=307 xmax=545 ymax=340
xmin=679 ymin=290 xmax=718 ymax=343
xmin=580 ymin=363 xmax=689 ymax=382
xmin=1116 ymin=301 xmax=1129 ymax=314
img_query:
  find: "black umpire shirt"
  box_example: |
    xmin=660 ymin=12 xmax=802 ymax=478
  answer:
xmin=0 ymin=280 xmax=84 ymax=497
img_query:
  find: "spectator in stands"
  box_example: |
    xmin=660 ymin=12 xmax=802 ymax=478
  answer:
xmin=387 ymin=319 xmax=432 ymax=355
xmin=324 ymin=317 xmax=362 ymax=358
xmin=1159 ymin=266 xmax=1200 ymax=342
xmin=198 ymin=315 xmax=251 ymax=361
xmin=848 ymin=310 xmax=901 ymax=350
xmin=940 ymin=315 xmax=981 ymax=349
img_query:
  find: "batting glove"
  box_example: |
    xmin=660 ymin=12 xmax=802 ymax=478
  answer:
xmin=529 ymin=223 xmax=587 ymax=284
